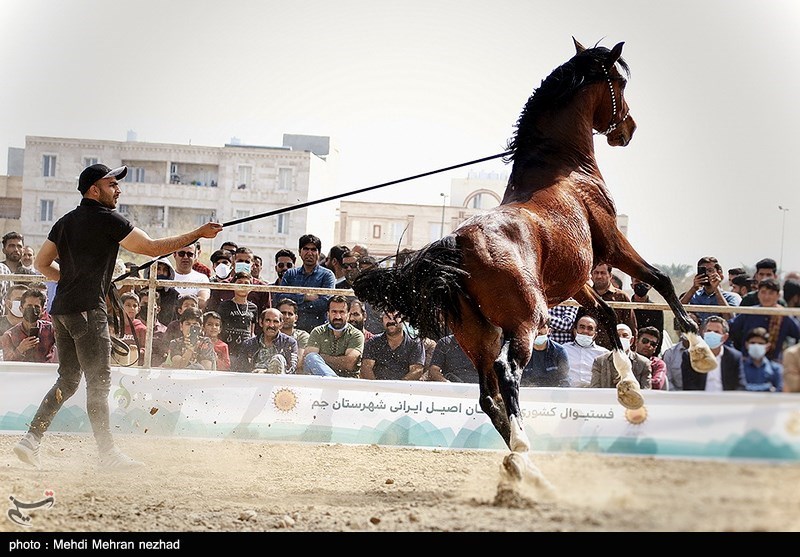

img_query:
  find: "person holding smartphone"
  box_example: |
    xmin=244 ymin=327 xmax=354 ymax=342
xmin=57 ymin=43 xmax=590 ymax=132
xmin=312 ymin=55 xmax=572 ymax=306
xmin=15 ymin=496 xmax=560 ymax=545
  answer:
xmin=166 ymin=307 xmax=216 ymax=370
xmin=679 ymin=256 xmax=740 ymax=325
xmin=0 ymin=288 xmax=56 ymax=363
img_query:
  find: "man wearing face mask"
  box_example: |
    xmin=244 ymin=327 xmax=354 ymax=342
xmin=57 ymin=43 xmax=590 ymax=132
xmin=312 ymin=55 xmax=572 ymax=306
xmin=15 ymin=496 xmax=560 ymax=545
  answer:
xmin=208 ymin=249 xmax=233 ymax=282
xmin=630 ymin=277 xmax=665 ymax=354
xmin=590 ymin=324 xmax=652 ymax=389
xmin=206 ymin=246 xmax=270 ymax=316
xmin=740 ymin=327 xmax=783 ymax=392
xmin=0 ymin=284 xmax=28 ymax=335
xmin=520 ymin=321 xmax=570 ymax=387
xmin=562 ymin=315 xmax=610 ymax=387
xmin=1 ymin=288 xmax=56 ymax=363
xmin=681 ymin=316 xmax=744 ymax=391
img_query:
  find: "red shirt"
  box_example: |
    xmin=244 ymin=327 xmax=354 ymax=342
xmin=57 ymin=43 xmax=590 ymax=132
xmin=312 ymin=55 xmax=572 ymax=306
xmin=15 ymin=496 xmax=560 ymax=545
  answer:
xmin=1 ymin=320 xmax=57 ymax=363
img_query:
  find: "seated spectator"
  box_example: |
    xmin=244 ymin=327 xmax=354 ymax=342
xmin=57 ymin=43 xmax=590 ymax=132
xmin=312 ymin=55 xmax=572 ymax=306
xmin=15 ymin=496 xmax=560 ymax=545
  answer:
xmin=216 ymin=272 xmax=258 ymax=371
xmin=590 ymin=324 xmax=652 ymax=390
xmin=562 ymin=315 xmax=610 ymax=387
xmin=166 ymin=307 xmax=216 ymax=370
xmin=161 ymin=294 xmax=201 ymax=352
xmin=520 ymin=322 xmax=569 ymax=387
xmin=136 ymin=289 xmax=168 ymax=367
xmin=424 ymin=334 xmax=479 ymax=383
xmin=118 ymin=291 xmax=147 ymax=365
xmin=275 ymin=298 xmax=310 ymax=369
xmin=202 ymin=311 xmax=230 ymax=371
xmin=662 ymin=333 xmax=688 ymax=391
xmin=302 ymin=295 xmax=364 ymax=378
xmin=630 ymin=278 xmax=665 ymax=353
xmin=361 ymin=310 xmax=425 ymax=381
xmin=682 ymin=316 xmax=744 ymax=391
xmin=783 ymin=342 xmax=800 ymax=392
xmin=141 ymin=258 xmax=180 ymax=325
xmin=347 ymin=299 xmax=374 ymax=342
xmin=679 ymin=256 xmax=739 ymax=323
xmin=0 ymin=284 xmax=28 ymax=336
xmin=740 ymin=327 xmax=783 ymax=392
xmin=1 ymin=288 xmax=56 ymax=363
xmin=240 ymin=308 xmax=298 ymax=374
xmin=728 ymin=278 xmax=800 ymax=362
xmin=635 ymin=326 xmax=668 ymax=390
xmin=740 ymin=258 xmax=786 ymax=307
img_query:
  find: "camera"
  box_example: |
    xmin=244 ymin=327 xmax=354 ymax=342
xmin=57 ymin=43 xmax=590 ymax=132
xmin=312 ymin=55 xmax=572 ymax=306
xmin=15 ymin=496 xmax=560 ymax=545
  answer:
xmin=189 ymin=324 xmax=200 ymax=344
xmin=28 ymin=326 xmax=40 ymax=339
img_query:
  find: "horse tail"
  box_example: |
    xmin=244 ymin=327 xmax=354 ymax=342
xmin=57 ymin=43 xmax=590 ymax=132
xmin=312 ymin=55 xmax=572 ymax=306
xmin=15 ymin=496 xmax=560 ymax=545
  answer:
xmin=352 ymin=235 xmax=469 ymax=339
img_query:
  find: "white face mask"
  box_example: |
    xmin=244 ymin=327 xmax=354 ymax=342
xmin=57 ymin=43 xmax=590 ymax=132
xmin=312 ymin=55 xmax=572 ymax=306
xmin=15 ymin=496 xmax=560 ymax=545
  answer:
xmin=747 ymin=344 xmax=767 ymax=360
xmin=575 ymin=333 xmax=594 ymax=348
xmin=214 ymin=263 xmax=231 ymax=279
xmin=619 ymin=337 xmax=631 ymax=352
xmin=533 ymin=334 xmax=548 ymax=347
xmin=9 ymin=300 xmax=23 ymax=318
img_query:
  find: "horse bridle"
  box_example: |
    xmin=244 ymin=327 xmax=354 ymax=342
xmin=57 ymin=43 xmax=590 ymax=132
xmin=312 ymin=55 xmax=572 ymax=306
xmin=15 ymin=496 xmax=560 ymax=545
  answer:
xmin=596 ymin=67 xmax=629 ymax=136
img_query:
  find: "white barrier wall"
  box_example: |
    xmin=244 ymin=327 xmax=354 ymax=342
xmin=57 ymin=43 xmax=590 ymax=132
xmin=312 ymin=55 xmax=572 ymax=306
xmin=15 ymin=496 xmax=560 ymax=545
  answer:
xmin=2 ymin=363 xmax=800 ymax=461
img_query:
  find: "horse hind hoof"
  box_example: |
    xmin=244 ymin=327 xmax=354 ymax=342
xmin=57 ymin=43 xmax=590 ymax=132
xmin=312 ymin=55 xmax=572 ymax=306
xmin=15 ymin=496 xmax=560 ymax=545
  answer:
xmin=502 ymin=453 xmax=555 ymax=493
xmin=617 ymin=379 xmax=644 ymax=410
xmin=503 ymin=453 xmax=525 ymax=481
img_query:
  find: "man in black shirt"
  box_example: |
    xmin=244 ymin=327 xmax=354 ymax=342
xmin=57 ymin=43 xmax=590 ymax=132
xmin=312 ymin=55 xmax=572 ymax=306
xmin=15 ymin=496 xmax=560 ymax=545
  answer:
xmin=13 ymin=163 xmax=222 ymax=470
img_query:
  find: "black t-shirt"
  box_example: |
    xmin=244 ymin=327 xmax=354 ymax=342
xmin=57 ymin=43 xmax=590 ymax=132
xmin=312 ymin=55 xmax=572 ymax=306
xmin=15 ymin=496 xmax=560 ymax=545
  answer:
xmin=48 ymin=198 xmax=134 ymax=315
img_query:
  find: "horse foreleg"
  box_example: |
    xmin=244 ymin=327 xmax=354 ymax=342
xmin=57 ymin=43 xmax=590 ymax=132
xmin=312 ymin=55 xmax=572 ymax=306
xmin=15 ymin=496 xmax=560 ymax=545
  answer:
xmin=612 ymin=349 xmax=644 ymax=409
xmin=684 ymin=332 xmax=716 ymax=372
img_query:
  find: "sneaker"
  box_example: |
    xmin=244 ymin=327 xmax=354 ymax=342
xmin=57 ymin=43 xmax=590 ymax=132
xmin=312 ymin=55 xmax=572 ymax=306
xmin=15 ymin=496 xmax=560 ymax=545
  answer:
xmin=267 ymin=357 xmax=285 ymax=375
xmin=99 ymin=447 xmax=145 ymax=470
xmin=13 ymin=433 xmax=41 ymax=468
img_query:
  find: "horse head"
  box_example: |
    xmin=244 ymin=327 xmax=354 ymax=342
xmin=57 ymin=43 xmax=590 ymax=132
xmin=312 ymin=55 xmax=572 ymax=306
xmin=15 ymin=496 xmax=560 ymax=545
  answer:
xmin=574 ymin=38 xmax=637 ymax=147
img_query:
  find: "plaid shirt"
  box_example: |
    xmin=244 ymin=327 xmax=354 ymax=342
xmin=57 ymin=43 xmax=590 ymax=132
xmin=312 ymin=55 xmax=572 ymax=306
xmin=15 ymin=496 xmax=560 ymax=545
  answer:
xmin=548 ymin=305 xmax=578 ymax=345
xmin=1 ymin=319 xmax=57 ymax=363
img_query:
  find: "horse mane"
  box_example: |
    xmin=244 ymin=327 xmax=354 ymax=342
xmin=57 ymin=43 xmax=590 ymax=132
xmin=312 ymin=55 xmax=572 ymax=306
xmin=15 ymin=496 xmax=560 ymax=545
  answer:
xmin=504 ymin=45 xmax=630 ymax=162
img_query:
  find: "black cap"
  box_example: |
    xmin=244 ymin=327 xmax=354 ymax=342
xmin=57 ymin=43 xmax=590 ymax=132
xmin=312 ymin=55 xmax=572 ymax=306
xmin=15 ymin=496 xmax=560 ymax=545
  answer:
xmin=78 ymin=164 xmax=128 ymax=194
xmin=731 ymin=275 xmax=754 ymax=287
xmin=755 ymin=257 xmax=777 ymax=271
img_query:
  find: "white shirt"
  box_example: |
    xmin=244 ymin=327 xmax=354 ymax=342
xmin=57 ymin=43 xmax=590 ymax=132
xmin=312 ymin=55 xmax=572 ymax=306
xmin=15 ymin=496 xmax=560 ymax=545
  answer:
xmin=563 ymin=341 xmax=610 ymax=387
xmin=173 ymin=269 xmax=211 ymax=298
xmin=704 ymin=347 xmax=725 ymax=392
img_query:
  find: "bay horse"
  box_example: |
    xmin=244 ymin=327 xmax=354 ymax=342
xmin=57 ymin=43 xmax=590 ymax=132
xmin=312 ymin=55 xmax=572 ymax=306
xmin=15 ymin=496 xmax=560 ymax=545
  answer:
xmin=353 ymin=39 xmax=712 ymax=486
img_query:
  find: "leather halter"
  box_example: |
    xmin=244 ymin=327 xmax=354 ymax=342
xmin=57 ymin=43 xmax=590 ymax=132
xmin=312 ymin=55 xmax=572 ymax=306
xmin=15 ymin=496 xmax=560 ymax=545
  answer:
xmin=595 ymin=67 xmax=629 ymax=136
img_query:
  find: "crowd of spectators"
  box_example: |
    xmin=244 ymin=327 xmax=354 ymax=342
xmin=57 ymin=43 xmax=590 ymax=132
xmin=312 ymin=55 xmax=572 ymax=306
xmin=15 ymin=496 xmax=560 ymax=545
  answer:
xmin=1 ymin=230 xmax=798 ymax=393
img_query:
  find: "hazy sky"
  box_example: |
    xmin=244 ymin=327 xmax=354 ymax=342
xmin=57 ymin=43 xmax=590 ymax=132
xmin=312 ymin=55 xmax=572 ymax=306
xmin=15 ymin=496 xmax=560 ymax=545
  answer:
xmin=2 ymin=0 xmax=799 ymax=273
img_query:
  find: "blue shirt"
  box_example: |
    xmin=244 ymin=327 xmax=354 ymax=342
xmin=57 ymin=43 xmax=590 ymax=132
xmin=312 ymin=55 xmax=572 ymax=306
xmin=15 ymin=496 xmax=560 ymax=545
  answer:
xmin=741 ymin=356 xmax=783 ymax=392
xmin=689 ymin=288 xmax=739 ymax=324
xmin=728 ymin=311 xmax=800 ymax=361
xmin=521 ymin=339 xmax=570 ymax=387
xmin=277 ymin=264 xmax=336 ymax=332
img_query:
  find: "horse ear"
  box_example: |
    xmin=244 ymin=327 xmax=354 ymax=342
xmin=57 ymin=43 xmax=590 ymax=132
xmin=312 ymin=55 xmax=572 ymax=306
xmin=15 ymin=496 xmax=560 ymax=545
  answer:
xmin=573 ymin=37 xmax=586 ymax=54
xmin=605 ymin=41 xmax=625 ymax=69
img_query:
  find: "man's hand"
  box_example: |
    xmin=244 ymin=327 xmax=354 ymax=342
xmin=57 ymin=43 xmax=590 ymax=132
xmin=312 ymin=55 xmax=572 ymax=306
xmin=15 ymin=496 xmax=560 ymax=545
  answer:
xmin=19 ymin=336 xmax=39 ymax=353
xmin=197 ymin=222 xmax=223 ymax=239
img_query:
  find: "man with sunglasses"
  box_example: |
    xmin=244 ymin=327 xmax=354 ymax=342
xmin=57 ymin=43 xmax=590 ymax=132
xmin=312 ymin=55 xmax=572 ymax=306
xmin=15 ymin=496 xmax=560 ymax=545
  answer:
xmin=272 ymin=249 xmax=296 ymax=286
xmin=635 ymin=326 xmax=668 ymax=390
xmin=172 ymin=243 xmax=211 ymax=310
xmin=14 ymin=163 xmax=222 ymax=471
xmin=335 ymin=250 xmax=359 ymax=292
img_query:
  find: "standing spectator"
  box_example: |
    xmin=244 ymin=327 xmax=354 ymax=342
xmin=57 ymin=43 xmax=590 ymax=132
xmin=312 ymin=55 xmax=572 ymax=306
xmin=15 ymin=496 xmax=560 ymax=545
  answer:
xmin=424 ymin=334 xmax=479 ymax=383
xmin=361 ymin=310 xmax=425 ymax=381
xmin=209 ymin=249 xmax=233 ymax=282
xmin=679 ymin=256 xmax=739 ymax=323
xmin=272 ymin=249 xmax=296 ymax=286
xmin=327 ymin=244 xmax=350 ymax=287
xmin=206 ymin=247 xmax=270 ymax=316
xmin=562 ymin=315 xmax=609 ymax=387
xmin=630 ymin=277 xmax=665 ymax=353
xmin=166 ymin=307 xmax=216 ymax=370
xmin=251 ymin=255 xmax=263 ymax=280
xmin=783 ymin=279 xmax=800 ymax=309
xmin=220 ymin=241 xmax=238 ymax=254
xmin=590 ymin=324 xmax=652 ymax=390
xmin=2 ymin=232 xmax=38 ymax=276
xmin=728 ymin=278 xmax=800 ymax=361
xmin=1 ymin=288 xmax=56 ymax=363
xmin=278 ymin=234 xmax=336 ymax=333
xmin=0 ymin=283 xmax=28 ymax=335
xmin=275 ymin=298 xmax=310 ymax=369
xmin=547 ymin=304 xmax=579 ymax=345
xmin=336 ymin=250 xmax=360 ymax=291
xmin=202 ymin=311 xmax=230 ymax=371
xmin=302 ymin=295 xmax=364 ymax=378
xmin=351 ymin=244 xmax=369 ymax=259
xmin=521 ymin=321 xmax=570 ymax=387
xmin=172 ymin=243 xmax=211 ymax=310
xmin=682 ymin=316 xmax=744 ymax=391
xmin=142 ymin=259 xmax=180 ymax=326
xmin=355 ymin=255 xmax=384 ymax=335
xmin=347 ymin=299 xmax=374 ymax=342
xmin=730 ymin=274 xmax=756 ymax=301
xmin=582 ymin=263 xmax=637 ymax=350
xmin=13 ymin=162 xmax=221 ymax=469
xmin=136 ymin=289 xmax=168 ymax=367
xmin=783 ymin=342 xmax=800 ymax=392
xmin=191 ymin=241 xmax=212 ymax=279
xmin=20 ymin=246 xmax=37 ymax=272
xmin=740 ymin=258 xmax=786 ymax=307
xmin=118 ymin=291 xmax=147 ymax=366
xmin=635 ymin=326 xmax=668 ymax=390
xmin=240 ymin=308 xmax=298 ymax=374
xmin=216 ymin=272 xmax=258 ymax=371
xmin=740 ymin=327 xmax=783 ymax=392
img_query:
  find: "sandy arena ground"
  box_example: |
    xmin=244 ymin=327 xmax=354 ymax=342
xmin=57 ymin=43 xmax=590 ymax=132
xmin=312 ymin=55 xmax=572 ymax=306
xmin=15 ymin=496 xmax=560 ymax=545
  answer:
xmin=1 ymin=433 xmax=799 ymax=533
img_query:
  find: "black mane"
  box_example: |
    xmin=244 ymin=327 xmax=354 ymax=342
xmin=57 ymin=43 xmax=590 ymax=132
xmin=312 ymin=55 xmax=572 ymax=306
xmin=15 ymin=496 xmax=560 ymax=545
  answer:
xmin=504 ymin=45 xmax=630 ymax=161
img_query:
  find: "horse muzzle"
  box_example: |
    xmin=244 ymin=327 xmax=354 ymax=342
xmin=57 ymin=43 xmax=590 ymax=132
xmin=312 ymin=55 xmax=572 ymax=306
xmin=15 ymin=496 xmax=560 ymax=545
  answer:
xmin=607 ymin=116 xmax=636 ymax=147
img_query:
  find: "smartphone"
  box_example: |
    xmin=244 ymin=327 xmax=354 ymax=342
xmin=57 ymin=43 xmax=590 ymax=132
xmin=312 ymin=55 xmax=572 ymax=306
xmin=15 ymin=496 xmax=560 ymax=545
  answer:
xmin=697 ymin=264 xmax=707 ymax=276
xmin=189 ymin=325 xmax=200 ymax=345
xmin=28 ymin=326 xmax=40 ymax=339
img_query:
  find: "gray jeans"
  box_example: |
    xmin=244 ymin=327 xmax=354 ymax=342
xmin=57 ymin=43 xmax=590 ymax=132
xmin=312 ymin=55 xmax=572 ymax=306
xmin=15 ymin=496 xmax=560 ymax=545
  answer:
xmin=28 ymin=308 xmax=115 ymax=452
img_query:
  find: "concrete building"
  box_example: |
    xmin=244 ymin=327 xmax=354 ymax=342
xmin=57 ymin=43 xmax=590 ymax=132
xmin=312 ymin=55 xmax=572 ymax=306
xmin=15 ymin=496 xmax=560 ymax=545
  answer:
xmin=14 ymin=134 xmax=339 ymax=276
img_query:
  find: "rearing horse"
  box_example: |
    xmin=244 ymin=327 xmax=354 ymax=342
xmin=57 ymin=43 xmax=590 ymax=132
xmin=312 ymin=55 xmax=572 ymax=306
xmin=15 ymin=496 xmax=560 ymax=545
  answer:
xmin=354 ymin=39 xmax=711 ymax=485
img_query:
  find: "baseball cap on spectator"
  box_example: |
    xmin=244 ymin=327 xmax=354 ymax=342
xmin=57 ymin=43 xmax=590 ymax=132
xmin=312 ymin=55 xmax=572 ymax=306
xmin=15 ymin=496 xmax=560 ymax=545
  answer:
xmin=731 ymin=275 xmax=755 ymax=288
xmin=78 ymin=164 xmax=128 ymax=194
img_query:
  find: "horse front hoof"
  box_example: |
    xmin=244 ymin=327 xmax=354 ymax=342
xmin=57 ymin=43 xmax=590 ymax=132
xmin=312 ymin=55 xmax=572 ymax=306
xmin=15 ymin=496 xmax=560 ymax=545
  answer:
xmin=686 ymin=333 xmax=716 ymax=373
xmin=617 ymin=379 xmax=644 ymax=410
xmin=502 ymin=453 xmax=525 ymax=481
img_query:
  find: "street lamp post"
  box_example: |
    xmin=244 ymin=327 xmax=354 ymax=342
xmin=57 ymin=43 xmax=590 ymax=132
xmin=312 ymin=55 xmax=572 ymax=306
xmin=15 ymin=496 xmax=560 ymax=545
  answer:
xmin=779 ymin=205 xmax=789 ymax=274
xmin=440 ymin=193 xmax=448 ymax=238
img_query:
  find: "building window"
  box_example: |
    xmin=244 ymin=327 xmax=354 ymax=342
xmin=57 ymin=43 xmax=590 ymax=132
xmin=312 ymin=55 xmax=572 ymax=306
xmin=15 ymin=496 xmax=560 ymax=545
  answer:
xmin=389 ymin=222 xmax=405 ymax=243
xmin=278 ymin=168 xmax=292 ymax=191
xmin=235 ymin=209 xmax=251 ymax=233
xmin=372 ymin=224 xmax=381 ymax=239
xmin=470 ymin=193 xmax=482 ymax=209
xmin=42 ymin=155 xmax=56 ymax=177
xmin=196 ymin=211 xmax=216 ymax=226
xmin=83 ymin=157 xmax=98 ymax=167
xmin=127 ymin=167 xmax=145 ymax=183
xmin=238 ymin=165 xmax=252 ymax=189
xmin=277 ymin=213 xmax=288 ymax=235
xmin=39 ymin=199 xmax=54 ymax=222
xmin=118 ymin=204 xmax=131 ymax=217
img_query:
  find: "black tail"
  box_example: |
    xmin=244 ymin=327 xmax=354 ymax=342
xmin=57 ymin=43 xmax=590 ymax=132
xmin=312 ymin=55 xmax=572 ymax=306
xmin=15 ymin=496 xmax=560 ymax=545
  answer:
xmin=352 ymin=235 xmax=469 ymax=339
